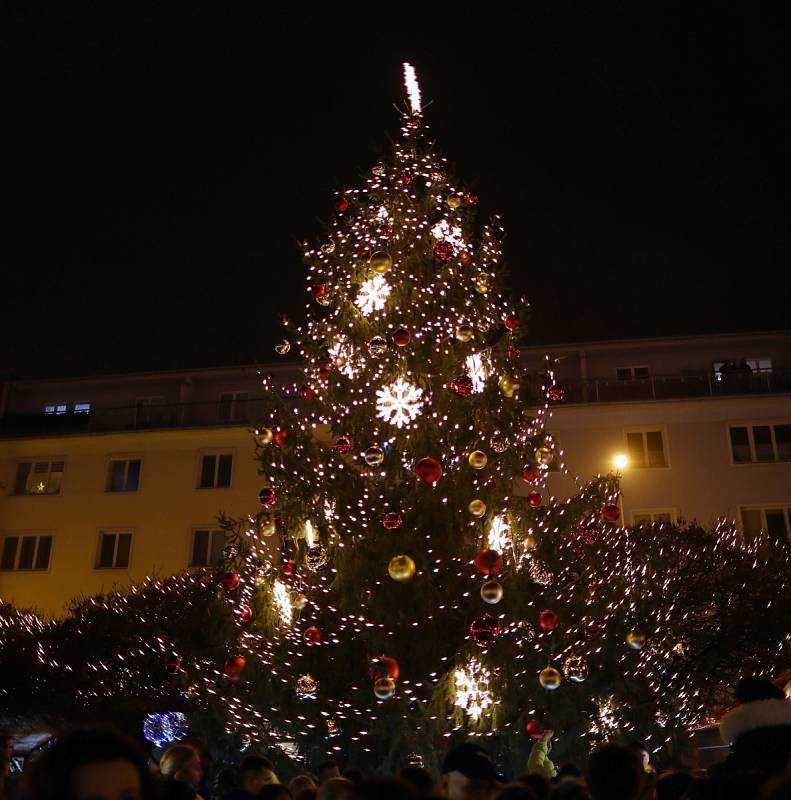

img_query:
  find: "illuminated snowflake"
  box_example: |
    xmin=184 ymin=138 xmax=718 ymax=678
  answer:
xmin=376 ymin=378 xmax=424 ymax=428
xmin=487 ymin=515 xmax=512 ymax=552
xmin=273 ymin=580 xmax=293 ymax=626
xmin=454 ymin=657 xmax=493 ymax=721
xmin=465 ymin=351 xmax=490 ymax=393
xmin=355 ymin=275 xmax=391 ymax=316
xmin=328 ymin=338 xmax=358 ymax=378
xmin=431 ymin=219 xmax=467 ymax=250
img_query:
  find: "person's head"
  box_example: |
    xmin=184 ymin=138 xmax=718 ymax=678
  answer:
xmin=718 ymin=770 xmax=766 ymax=800
xmin=515 ymin=774 xmax=549 ymax=800
xmin=342 ymin=768 xmax=363 ymax=786
xmin=734 ymin=677 xmax=785 ymax=704
xmin=318 ymin=760 xmax=342 ymax=784
xmin=290 ymin=775 xmax=318 ymax=796
xmin=351 ymin=778 xmax=418 ymax=800
xmin=439 ymin=742 xmax=499 ymax=800
xmin=498 ymin=785 xmax=540 ymax=800
xmin=655 ymin=770 xmax=693 ymax=800
xmin=160 ymin=744 xmax=202 ymax=791
xmin=260 ymin=785 xmax=293 ymax=800
xmin=628 ymin=742 xmax=651 ymax=772
xmin=317 ymin=776 xmax=354 ymax=800
xmin=587 ymin=744 xmax=644 ymax=800
xmin=399 ymin=766 xmax=435 ymax=796
xmin=24 ymin=727 xmax=156 ymax=800
xmin=557 ymin=764 xmax=583 ymax=780
xmin=550 ymin=777 xmax=590 ymax=800
xmin=295 ymin=790 xmax=317 ymax=800
xmin=239 ymin=754 xmax=278 ymax=792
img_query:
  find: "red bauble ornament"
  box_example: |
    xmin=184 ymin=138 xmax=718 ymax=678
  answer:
xmin=406 ymin=116 xmax=420 ymax=130
xmin=450 ymin=374 xmax=474 ymax=397
xmin=224 ymin=655 xmax=246 ymax=675
xmin=283 ymin=560 xmax=297 ymax=577
xmin=371 ymin=655 xmax=400 ymax=681
xmin=466 ymin=193 xmax=479 ymax=205
xmin=335 ymin=198 xmax=349 ymax=213
xmin=166 ymin=654 xmax=183 ymax=675
xmin=311 ymin=284 xmax=326 ymax=300
xmin=474 ymin=548 xmax=503 ymax=576
xmin=382 ymin=512 xmax=403 ymax=531
xmin=304 ymin=626 xmax=322 ymax=645
xmin=334 ymin=436 xmax=352 ymax=454
xmin=238 ymin=606 xmax=253 ymax=623
xmin=527 ymin=490 xmax=542 ymax=508
xmin=300 ymin=385 xmax=316 ymax=400
xmin=434 ymin=241 xmax=454 ymax=261
xmin=548 ymin=387 xmax=565 ymax=401
xmin=507 ymin=345 xmax=522 ymax=359
xmin=578 ymin=521 xmax=599 ymax=545
xmin=221 ymin=572 xmax=240 ymax=591
xmin=504 ymin=315 xmax=521 ymax=331
xmin=392 ymin=328 xmax=411 ymax=346
xmin=538 ymin=610 xmax=559 ymax=631
xmin=470 ymin=614 xmax=502 ymax=648
xmin=399 ymin=169 xmax=414 ymax=185
xmin=259 ymin=487 xmax=276 ymax=507
xmin=273 ymin=430 xmax=289 ymax=447
xmin=459 ymin=251 xmax=471 ymax=265
xmin=602 ymin=503 xmax=621 ymax=522
xmin=526 ymin=720 xmax=545 ymax=740
xmin=415 ymin=457 xmax=442 ymax=484
xmin=380 ymin=225 xmax=393 ymax=239
xmin=319 ymin=363 xmax=333 ymax=378
xmin=522 ymin=465 xmax=539 ymax=483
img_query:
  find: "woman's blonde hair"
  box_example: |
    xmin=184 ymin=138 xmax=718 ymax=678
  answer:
xmin=159 ymin=744 xmax=198 ymax=778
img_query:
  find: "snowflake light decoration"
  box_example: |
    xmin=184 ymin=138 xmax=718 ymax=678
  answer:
xmin=273 ymin=580 xmax=293 ymax=626
xmin=143 ymin=712 xmax=189 ymax=747
xmin=465 ymin=351 xmax=490 ymax=393
xmin=376 ymin=378 xmax=424 ymax=428
xmin=355 ymin=275 xmax=391 ymax=316
xmin=328 ymin=338 xmax=358 ymax=378
xmin=454 ymin=657 xmax=493 ymax=721
xmin=431 ymin=219 xmax=467 ymax=250
xmin=487 ymin=515 xmax=512 ymax=552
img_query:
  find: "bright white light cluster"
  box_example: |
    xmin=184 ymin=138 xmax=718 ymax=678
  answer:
xmin=403 ymin=62 xmax=422 ymax=115
xmin=487 ymin=515 xmax=511 ymax=552
xmin=328 ymin=337 xmax=358 ymax=378
xmin=355 ymin=275 xmax=391 ymax=316
xmin=465 ymin=352 xmax=490 ymax=393
xmin=431 ymin=219 xmax=466 ymax=250
xmin=376 ymin=378 xmax=424 ymax=428
xmin=273 ymin=580 xmax=292 ymax=626
xmin=454 ymin=657 xmax=493 ymax=720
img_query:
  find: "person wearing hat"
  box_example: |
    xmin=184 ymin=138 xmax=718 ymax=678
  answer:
xmin=438 ymin=742 xmax=499 ymax=800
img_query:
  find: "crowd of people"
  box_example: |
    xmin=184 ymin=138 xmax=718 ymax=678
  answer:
xmin=1 ymin=678 xmax=790 ymax=800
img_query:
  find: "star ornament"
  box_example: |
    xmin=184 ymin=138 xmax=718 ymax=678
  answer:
xmin=376 ymin=378 xmax=424 ymax=428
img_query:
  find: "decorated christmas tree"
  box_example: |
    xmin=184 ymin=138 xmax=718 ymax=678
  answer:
xmin=4 ymin=66 xmax=790 ymax=776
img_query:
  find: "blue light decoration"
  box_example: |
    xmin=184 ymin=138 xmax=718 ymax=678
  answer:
xmin=143 ymin=712 xmax=189 ymax=747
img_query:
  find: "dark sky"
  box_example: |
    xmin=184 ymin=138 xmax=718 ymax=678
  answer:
xmin=3 ymin=2 xmax=790 ymax=377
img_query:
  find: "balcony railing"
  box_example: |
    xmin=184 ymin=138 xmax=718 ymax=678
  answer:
xmin=0 ymin=368 xmax=789 ymax=438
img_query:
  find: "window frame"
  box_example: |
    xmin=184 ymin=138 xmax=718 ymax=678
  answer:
xmin=615 ymin=365 xmax=650 ymax=380
xmin=738 ymin=505 xmax=791 ymax=544
xmin=0 ymin=532 xmax=54 ymax=572
xmin=43 ymin=403 xmax=68 ymax=415
xmin=95 ymin=529 xmax=134 ymax=570
xmin=196 ymin=449 xmax=234 ymax=490
xmin=73 ymin=402 xmax=91 ymax=414
xmin=623 ymin=427 xmax=670 ymax=469
xmin=13 ymin=458 xmax=66 ymax=496
xmin=217 ymin=391 xmax=250 ymax=423
xmin=631 ymin=508 xmax=678 ymax=526
xmin=134 ymin=396 xmax=167 ymax=427
xmin=727 ymin=421 xmax=791 ymax=465
xmin=189 ymin=527 xmax=231 ymax=567
xmin=106 ymin=455 xmax=144 ymax=493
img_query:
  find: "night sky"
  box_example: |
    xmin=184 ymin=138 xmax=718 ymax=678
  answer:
xmin=4 ymin=3 xmax=790 ymax=377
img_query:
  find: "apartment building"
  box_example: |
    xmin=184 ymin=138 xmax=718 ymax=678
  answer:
xmin=0 ymin=331 xmax=789 ymax=617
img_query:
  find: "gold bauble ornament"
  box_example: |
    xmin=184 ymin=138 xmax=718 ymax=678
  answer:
xmin=447 ymin=194 xmax=463 ymax=209
xmin=524 ymin=534 xmax=537 ymax=551
xmin=364 ymin=446 xmax=385 ymax=467
xmin=498 ymin=373 xmax=520 ymax=398
xmin=240 ymin=733 xmax=252 ymax=748
xmin=480 ymin=579 xmax=503 ymax=604
xmin=259 ymin=518 xmax=277 ymax=537
xmin=535 ymin=446 xmax=553 ymax=466
xmin=626 ymin=630 xmax=646 ymax=650
xmin=475 ymin=274 xmax=490 ymax=294
xmin=292 ymin=593 xmax=308 ymax=611
xmin=468 ymin=450 xmax=488 ymax=470
xmin=370 ymin=251 xmax=393 ymax=274
xmin=388 ymin=555 xmax=416 ymax=581
xmin=468 ymin=499 xmax=487 ymax=518
xmin=374 ymin=676 xmax=396 ymax=699
xmin=455 ymin=324 xmax=474 ymax=342
xmin=255 ymin=427 xmax=273 ymax=446
xmin=539 ymin=666 xmax=562 ymax=690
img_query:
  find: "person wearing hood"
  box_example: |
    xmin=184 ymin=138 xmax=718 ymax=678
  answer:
xmin=718 ymin=676 xmax=791 ymax=776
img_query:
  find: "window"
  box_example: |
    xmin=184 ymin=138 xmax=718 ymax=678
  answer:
xmin=107 ymin=458 xmax=141 ymax=492
xmin=740 ymin=507 xmax=791 ymax=546
xmin=616 ymin=366 xmax=649 ymax=380
xmin=729 ymin=423 xmax=791 ymax=464
xmin=135 ymin=396 xmax=166 ymax=427
xmin=218 ymin=392 xmax=249 ymax=422
xmin=14 ymin=460 xmax=64 ymax=495
xmin=96 ymin=531 xmax=132 ymax=569
xmin=43 ymin=404 xmax=67 ymax=415
xmin=74 ymin=402 xmax=91 ymax=414
xmin=713 ymin=358 xmax=772 ymax=382
xmin=633 ymin=509 xmax=676 ymax=525
xmin=0 ymin=534 xmax=53 ymax=571
xmin=625 ymin=430 xmax=668 ymax=468
xmin=198 ymin=452 xmax=233 ymax=488
xmin=190 ymin=528 xmax=230 ymax=567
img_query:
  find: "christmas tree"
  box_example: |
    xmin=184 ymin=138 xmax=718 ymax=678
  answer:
xmin=3 ymin=65 xmax=790 ymax=776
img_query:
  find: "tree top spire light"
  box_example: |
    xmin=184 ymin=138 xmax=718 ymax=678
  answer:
xmin=403 ymin=62 xmax=422 ymax=115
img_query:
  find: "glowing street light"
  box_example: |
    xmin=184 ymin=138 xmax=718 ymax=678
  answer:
xmin=613 ymin=454 xmax=628 ymax=470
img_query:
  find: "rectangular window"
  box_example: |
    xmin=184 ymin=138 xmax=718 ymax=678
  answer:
xmin=108 ymin=459 xmax=141 ymax=492
xmin=0 ymin=534 xmax=53 ymax=571
xmin=740 ymin=507 xmax=791 ymax=546
xmin=96 ymin=531 xmax=133 ymax=569
xmin=190 ymin=529 xmax=230 ymax=567
xmin=198 ymin=453 xmax=233 ymax=489
xmin=625 ymin=430 xmax=667 ymax=468
xmin=616 ymin=366 xmax=649 ymax=380
xmin=14 ymin=460 xmax=64 ymax=495
xmin=43 ymin=404 xmax=67 ymax=415
xmin=714 ymin=358 xmax=772 ymax=382
xmin=633 ymin=509 xmax=676 ymax=525
xmin=218 ymin=391 xmax=249 ymax=422
xmin=729 ymin=423 xmax=791 ymax=464
xmin=135 ymin=396 xmax=166 ymax=427
xmin=74 ymin=402 xmax=91 ymax=414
